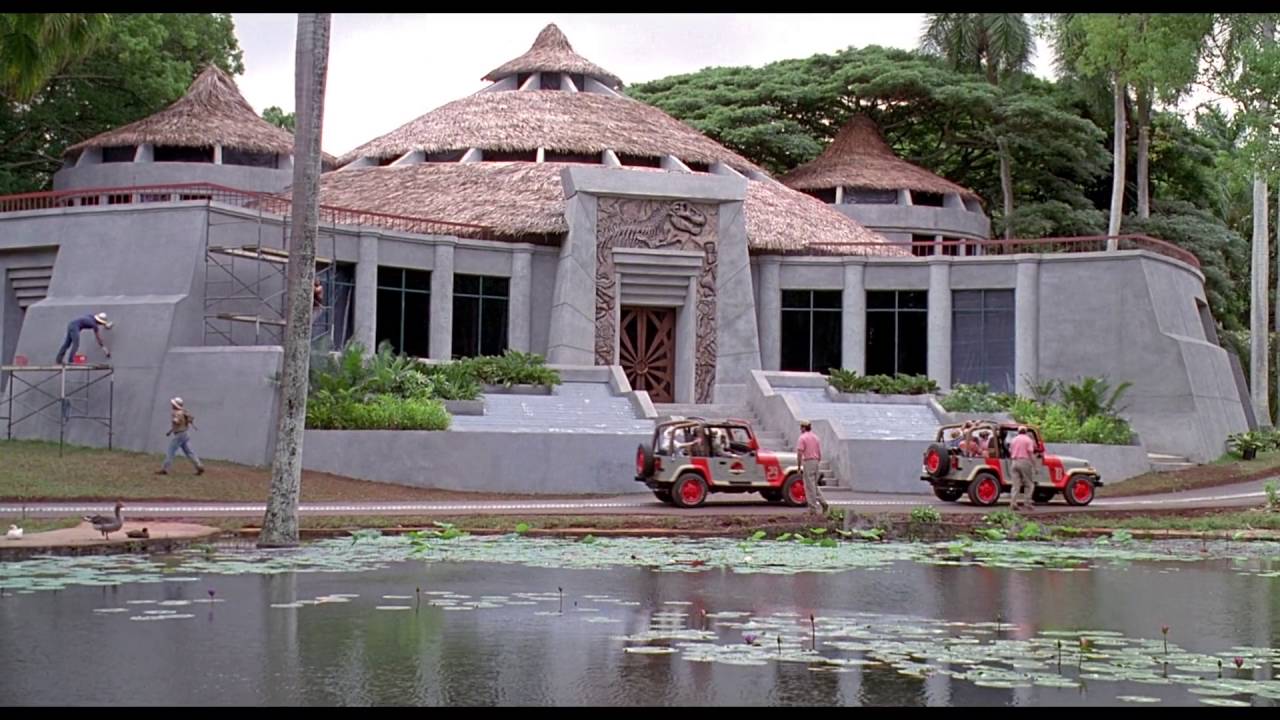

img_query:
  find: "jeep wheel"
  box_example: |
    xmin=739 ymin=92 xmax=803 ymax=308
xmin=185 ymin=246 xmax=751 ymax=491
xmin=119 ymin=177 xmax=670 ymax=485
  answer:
xmin=671 ymin=472 xmax=709 ymax=508
xmin=1032 ymin=488 xmax=1057 ymax=504
xmin=653 ymin=488 xmax=673 ymax=504
xmin=933 ymin=486 xmax=964 ymax=502
xmin=781 ymin=472 xmax=807 ymax=507
xmin=637 ymin=443 xmax=655 ymax=477
xmin=1063 ymin=475 xmax=1096 ymax=506
xmin=967 ymin=473 xmax=1001 ymax=507
xmin=923 ymin=443 xmax=950 ymax=478
xmin=761 ymin=489 xmax=784 ymax=503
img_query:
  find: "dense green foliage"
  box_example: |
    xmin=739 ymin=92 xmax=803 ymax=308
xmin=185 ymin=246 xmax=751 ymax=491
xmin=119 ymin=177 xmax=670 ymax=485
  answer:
xmin=942 ymin=378 xmax=1136 ymax=444
xmin=827 ymin=370 xmax=939 ymax=395
xmin=305 ymin=343 xmax=560 ymax=430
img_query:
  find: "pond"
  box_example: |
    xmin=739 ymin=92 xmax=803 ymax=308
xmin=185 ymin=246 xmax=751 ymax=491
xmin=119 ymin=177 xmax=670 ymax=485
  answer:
xmin=1 ymin=535 xmax=1278 ymax=706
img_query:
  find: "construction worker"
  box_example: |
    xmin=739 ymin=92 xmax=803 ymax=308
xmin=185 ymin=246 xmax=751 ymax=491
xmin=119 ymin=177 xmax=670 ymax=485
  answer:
xmin=156 ymin=397 xmax=204 ymax=476
xmin=55 ymin=312 xmax=112 ymax=365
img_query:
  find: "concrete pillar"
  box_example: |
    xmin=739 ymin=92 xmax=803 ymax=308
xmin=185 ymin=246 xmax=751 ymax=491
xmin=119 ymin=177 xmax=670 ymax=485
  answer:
xmin=430 ymin=243 xmax=454 ymax=360
xmin=508 ymin=249 xmax=532 ymax=351
xmin=134 ymin=144 xmax=153 ymax=163
xmin=897 ymin=188 xmax=913 ymax=206
xmin=460 ymin=148 xmax=483 ymax=163
xmin=213 ymin=144 xmax=223 ymax=165
xmin=77 ymin=147 xmax=102 ymax=167
xmin=842 ymin=263 xmax=866 ymax=374
xmin=834 ymin=186 xmax=844 ymax=205
xmin=601 ymin=149 xmax=621 ymax=167
xmin=757 ymin=257 xmax=781 ymax=371
xmin=352 ymin=234 xmax=378 ymax=354
xmin=927 ymin=260 xmax=952 ymax=390
xmin=1015 ymin=259 xmax=1040 ymax=396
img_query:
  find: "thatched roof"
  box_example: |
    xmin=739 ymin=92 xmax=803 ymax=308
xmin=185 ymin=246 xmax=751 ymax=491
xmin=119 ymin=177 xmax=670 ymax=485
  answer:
xmin=314 ymin=161 xmax=902 ymax=256
xmin=336 ymin=91 xmax=764 ymax=172
xmin=68 ymin=66 xmax=298 ymax=157
xmin=780 ymin=115 xmax=978 ymax=200
xmin=483 ymin=24 xmax=622 ymax=89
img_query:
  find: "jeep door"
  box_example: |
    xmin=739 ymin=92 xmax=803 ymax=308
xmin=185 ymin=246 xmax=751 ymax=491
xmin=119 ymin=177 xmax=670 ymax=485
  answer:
xmin=711 ymin=425 xmax=764 ymax=486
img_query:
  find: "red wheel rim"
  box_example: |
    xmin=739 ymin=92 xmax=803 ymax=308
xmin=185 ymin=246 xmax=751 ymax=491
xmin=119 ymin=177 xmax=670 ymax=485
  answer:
xmin=789 ymin=479 xmax=806 ymax=504
xmin=925 ymin=451 xmax=940 ymax=473
xmin=977 ymin=477 xmax=998 ymax=503
xmin=1071 ymin=479 xmax=1092 ymax=503
xmin=680 ymin=478 xmax=704 ymax=505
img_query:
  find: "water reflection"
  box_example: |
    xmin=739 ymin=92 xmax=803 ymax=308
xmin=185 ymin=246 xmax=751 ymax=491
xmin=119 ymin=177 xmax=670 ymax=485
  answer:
xmin=0 ymin=556 xmax=1276 ymax=706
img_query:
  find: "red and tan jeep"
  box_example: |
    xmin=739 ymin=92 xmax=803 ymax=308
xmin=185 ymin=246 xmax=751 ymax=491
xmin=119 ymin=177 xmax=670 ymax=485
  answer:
xmin=920 ymin=421 xmax=1103 ymax=506
xmin=635 ymin=418 xmax=806 ymax=508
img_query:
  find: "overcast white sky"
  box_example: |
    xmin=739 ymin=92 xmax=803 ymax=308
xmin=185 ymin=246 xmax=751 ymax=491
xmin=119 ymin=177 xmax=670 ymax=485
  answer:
xmin=230 ymin=13 xmax=1060 ymax=156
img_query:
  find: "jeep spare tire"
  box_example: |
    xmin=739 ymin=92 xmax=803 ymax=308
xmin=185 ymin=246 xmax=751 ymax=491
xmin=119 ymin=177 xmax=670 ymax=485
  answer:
xmin=637 ymin=443 xmax=655 ymax=477
xmin=923 ymin=443 xmax=950 ymax=478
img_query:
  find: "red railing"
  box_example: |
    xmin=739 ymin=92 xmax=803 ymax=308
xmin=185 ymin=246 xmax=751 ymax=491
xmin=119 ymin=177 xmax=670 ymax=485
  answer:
xmin=805 ymin=233 xmax=1201 ymax=269
xmin=0 ymin=182 xmax=496 ymax=239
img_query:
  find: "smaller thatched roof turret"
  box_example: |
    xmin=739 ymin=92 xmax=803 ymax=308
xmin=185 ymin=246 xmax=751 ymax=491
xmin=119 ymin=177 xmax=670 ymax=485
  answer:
xmin=780 ymin=115 xmax=978 ymax=200
xmin=483 ymin=24 xmax=622 ymax=89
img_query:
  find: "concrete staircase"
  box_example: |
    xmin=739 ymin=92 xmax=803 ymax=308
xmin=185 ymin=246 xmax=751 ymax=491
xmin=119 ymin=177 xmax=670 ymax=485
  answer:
xmin=653 ymin=403 xmax=836 ymax=485
xmin=1148 ymin=452 xmax=1195 ymax=473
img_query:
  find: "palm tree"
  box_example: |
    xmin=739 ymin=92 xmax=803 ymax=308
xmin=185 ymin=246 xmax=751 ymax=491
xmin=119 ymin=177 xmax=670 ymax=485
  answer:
xmin=260 ymin=13 xmax=332 ymax=547
xmin=920 ymin=13 xmax=1033 ymax=239
xmin=0 ymin=14 xmax=111 ymax=102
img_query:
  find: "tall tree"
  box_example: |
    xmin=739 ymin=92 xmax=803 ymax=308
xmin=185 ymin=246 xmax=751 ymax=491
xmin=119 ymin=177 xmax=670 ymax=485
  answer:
xmin=260 ymin=13 xmax=332 ymax=548
xmin=0 ymin=14 xmax=111 ymax=102
xmin=262 ymin=105 xmax=295 ymax=131
xmin=0 ymin=13 xmax=243 ymax=193
xmin=920 ymin=13 xmax=1033 ymax=238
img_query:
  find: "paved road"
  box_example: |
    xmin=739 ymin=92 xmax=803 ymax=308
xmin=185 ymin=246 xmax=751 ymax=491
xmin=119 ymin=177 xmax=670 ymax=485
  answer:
xmin=1 ymin=478 xmax=1271 ymax=518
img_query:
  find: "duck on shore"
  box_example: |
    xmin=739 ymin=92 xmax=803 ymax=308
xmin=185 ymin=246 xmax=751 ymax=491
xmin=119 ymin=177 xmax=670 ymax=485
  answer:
xmin=5 ymin=524 xmax=21 ymax=540
xmin=82 ymin=502 xmax=124 ymax=540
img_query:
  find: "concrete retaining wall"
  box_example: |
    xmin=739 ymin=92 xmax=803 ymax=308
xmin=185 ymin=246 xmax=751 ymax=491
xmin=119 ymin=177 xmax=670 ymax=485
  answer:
xmin=302 ymin=429 xmax=649 ymax=494
xmin=1045 ymin=442 xmax=1150 ymax=486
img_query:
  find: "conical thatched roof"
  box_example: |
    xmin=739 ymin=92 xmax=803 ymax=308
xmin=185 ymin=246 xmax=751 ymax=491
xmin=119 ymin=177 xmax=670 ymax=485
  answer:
xmin=335 ymin=90 xmax=763 ymax=171
xmin=314 ymin=161 xmax=904 ymax=256
xmin=67 ymin=65 xmax=296 ymax=156
xmin=780 ymin=115 xmax=978 ymax=200
xmin=483 ymin=24 xmax=622 ymax=89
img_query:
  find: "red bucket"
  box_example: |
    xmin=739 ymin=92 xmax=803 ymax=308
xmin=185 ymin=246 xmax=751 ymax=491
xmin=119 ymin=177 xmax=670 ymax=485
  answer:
xmin=73 ymin=354 xmax=87 ymax=364
xmin=13 ymin=354 xmax=28 ymax=367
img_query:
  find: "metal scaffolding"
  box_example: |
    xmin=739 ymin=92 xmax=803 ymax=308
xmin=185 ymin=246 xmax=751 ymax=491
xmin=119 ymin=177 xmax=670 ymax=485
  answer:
xmin=1 ymin=364 xmax=114 ymax=456
xmin=202 ymin=205 xmax=348 ymax=348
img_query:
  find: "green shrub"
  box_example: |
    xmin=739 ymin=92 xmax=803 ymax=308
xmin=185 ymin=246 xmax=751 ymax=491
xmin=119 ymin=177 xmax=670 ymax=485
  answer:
xmin=457 ymin=350 xmax=561 ymax=388
xmin=909 ymin=506 xmax=942 ymax=524
xmin=419 ymin=361 xmax=483 ymax=401
xmin=941 ymin=383 xmax=1017 ymax=413
xmin=828 ymin=370 xmax=939 ymax=395
xmin=1057 ymin=376 xmax=1132 ymax=422
xmin=307 ymin=393 xmax=450 ymax=431
xmin=1227 ymin=430 xmax=1270 ymax=457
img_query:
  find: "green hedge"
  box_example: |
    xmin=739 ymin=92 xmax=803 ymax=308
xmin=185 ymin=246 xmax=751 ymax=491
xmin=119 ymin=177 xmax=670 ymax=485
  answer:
xmin=306 ymin=393 xmax=450 ymax=431
xmin=940 ymin=379 xmax=1136 ymax=445
xmin=828 ymin=370 xmax=939 ymax=395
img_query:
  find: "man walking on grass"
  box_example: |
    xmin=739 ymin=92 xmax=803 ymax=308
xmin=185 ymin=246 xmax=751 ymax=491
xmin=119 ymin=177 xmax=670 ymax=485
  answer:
xmin=796 ymin=421 xmax=828 ymax=515
xmin=156 ymin=397 xmax=204 ymax=476
xmin=1008 ymin=426 xmax=1037 ymax=511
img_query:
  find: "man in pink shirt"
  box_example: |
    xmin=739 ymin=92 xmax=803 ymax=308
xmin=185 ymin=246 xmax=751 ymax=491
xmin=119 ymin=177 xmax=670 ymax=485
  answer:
xmin=1008 ymin=426 xmax=1038 ymax=511
xmin=796 ymin=421 xmax=827 ymax=514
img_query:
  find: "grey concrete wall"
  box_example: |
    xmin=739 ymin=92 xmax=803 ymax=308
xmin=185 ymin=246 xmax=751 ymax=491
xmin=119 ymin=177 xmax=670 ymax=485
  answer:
xmin=302 ymin=429 xmax=649 ymax=494
xmin=712 ymin=198 xmax=762 ymax=403
xmin=546 ymin=187 xmax=597 ymax=365
xmin=833 ymin=203 xmax=991 ymax=241
xmin=149 ymin=346 xmax=282 ymax=466
xmin=53 ymin=162 xmax=292 ymax=195
xmin=1044 ymin=442 xmax=1151 ymax=485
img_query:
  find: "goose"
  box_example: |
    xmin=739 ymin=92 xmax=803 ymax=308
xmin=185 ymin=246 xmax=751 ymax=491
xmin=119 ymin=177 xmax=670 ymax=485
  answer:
xmin=82 ymin=502 xmax=124 ymax=540
xmin=5 ymin=524 xmax=21 ymax=540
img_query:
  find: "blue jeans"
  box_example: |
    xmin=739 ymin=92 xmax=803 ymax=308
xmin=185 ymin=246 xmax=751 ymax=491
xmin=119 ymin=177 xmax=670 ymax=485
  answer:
xmin=55 ymin=324 xmax=82 ymax=364
xmin=162 ymin=431 xmax=203 ymax=471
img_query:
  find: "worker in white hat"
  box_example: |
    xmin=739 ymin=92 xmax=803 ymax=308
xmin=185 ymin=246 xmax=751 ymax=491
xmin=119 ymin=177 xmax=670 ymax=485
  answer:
xmin=54 ymin=312 xmax=113 ymax=365
xmin=156 ymin=397 xmax=204 ymax=475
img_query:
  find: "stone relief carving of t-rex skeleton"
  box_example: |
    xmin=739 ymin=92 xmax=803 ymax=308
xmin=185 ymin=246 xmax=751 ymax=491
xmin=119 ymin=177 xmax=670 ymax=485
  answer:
xmin=594 ymin=197 xmax=719 ymax=402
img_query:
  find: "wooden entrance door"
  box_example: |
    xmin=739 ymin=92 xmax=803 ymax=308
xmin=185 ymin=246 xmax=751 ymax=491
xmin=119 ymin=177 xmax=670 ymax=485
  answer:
xmin=620 ymin=307 xmax=675 ymax=403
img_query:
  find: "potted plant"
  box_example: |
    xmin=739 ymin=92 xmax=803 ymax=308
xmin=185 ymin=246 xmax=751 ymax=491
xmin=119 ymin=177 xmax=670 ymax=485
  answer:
xmin=1227 ymin=431 xmax=1268 ymax=460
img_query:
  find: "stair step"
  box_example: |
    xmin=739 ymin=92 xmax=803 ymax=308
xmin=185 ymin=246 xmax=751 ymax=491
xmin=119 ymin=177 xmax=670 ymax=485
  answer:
xmin=1150 ymin=462 xmax=1196 ymax=473
xmin=1147 ymin=453 xmax=1191 ymax=462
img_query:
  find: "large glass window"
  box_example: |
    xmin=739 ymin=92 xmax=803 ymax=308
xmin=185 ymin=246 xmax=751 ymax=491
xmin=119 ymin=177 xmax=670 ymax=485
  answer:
xmin=453 ymin=274 xmax=509 ymax=358
xmin=951 ymin=289 xmax=1015 ymax=392
xmin=780 ymin=290 xmax=842 ymax=373
xmin=866 ymin=290 xmax=928 ymax=376
xmin=314 ymin=262 xmax=356 ymax=349
xmin=375 ymin=266 xmax=430 ymax=357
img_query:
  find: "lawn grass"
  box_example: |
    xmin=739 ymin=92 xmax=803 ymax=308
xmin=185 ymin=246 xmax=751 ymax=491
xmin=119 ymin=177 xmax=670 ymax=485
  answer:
xmin=0 ymin=439 xmax=608 ymax=503
xmin=1097 ymin=450 xmax=1280 ymax=498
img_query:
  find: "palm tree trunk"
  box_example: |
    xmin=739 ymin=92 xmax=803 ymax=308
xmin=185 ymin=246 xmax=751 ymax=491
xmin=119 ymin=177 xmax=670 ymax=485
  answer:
xmin=259 ymin=12 xmax=332 ymax=548
xmin=1250 ymin=173 xmax=1270 ymax=425
xmin=996 ymin=136 xmax=1014 ymax=239
xmin=1107 ymin=75 xmax=1127 ymax=248
xmin=1135 ymin=84 xmax=1151 ymax=219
